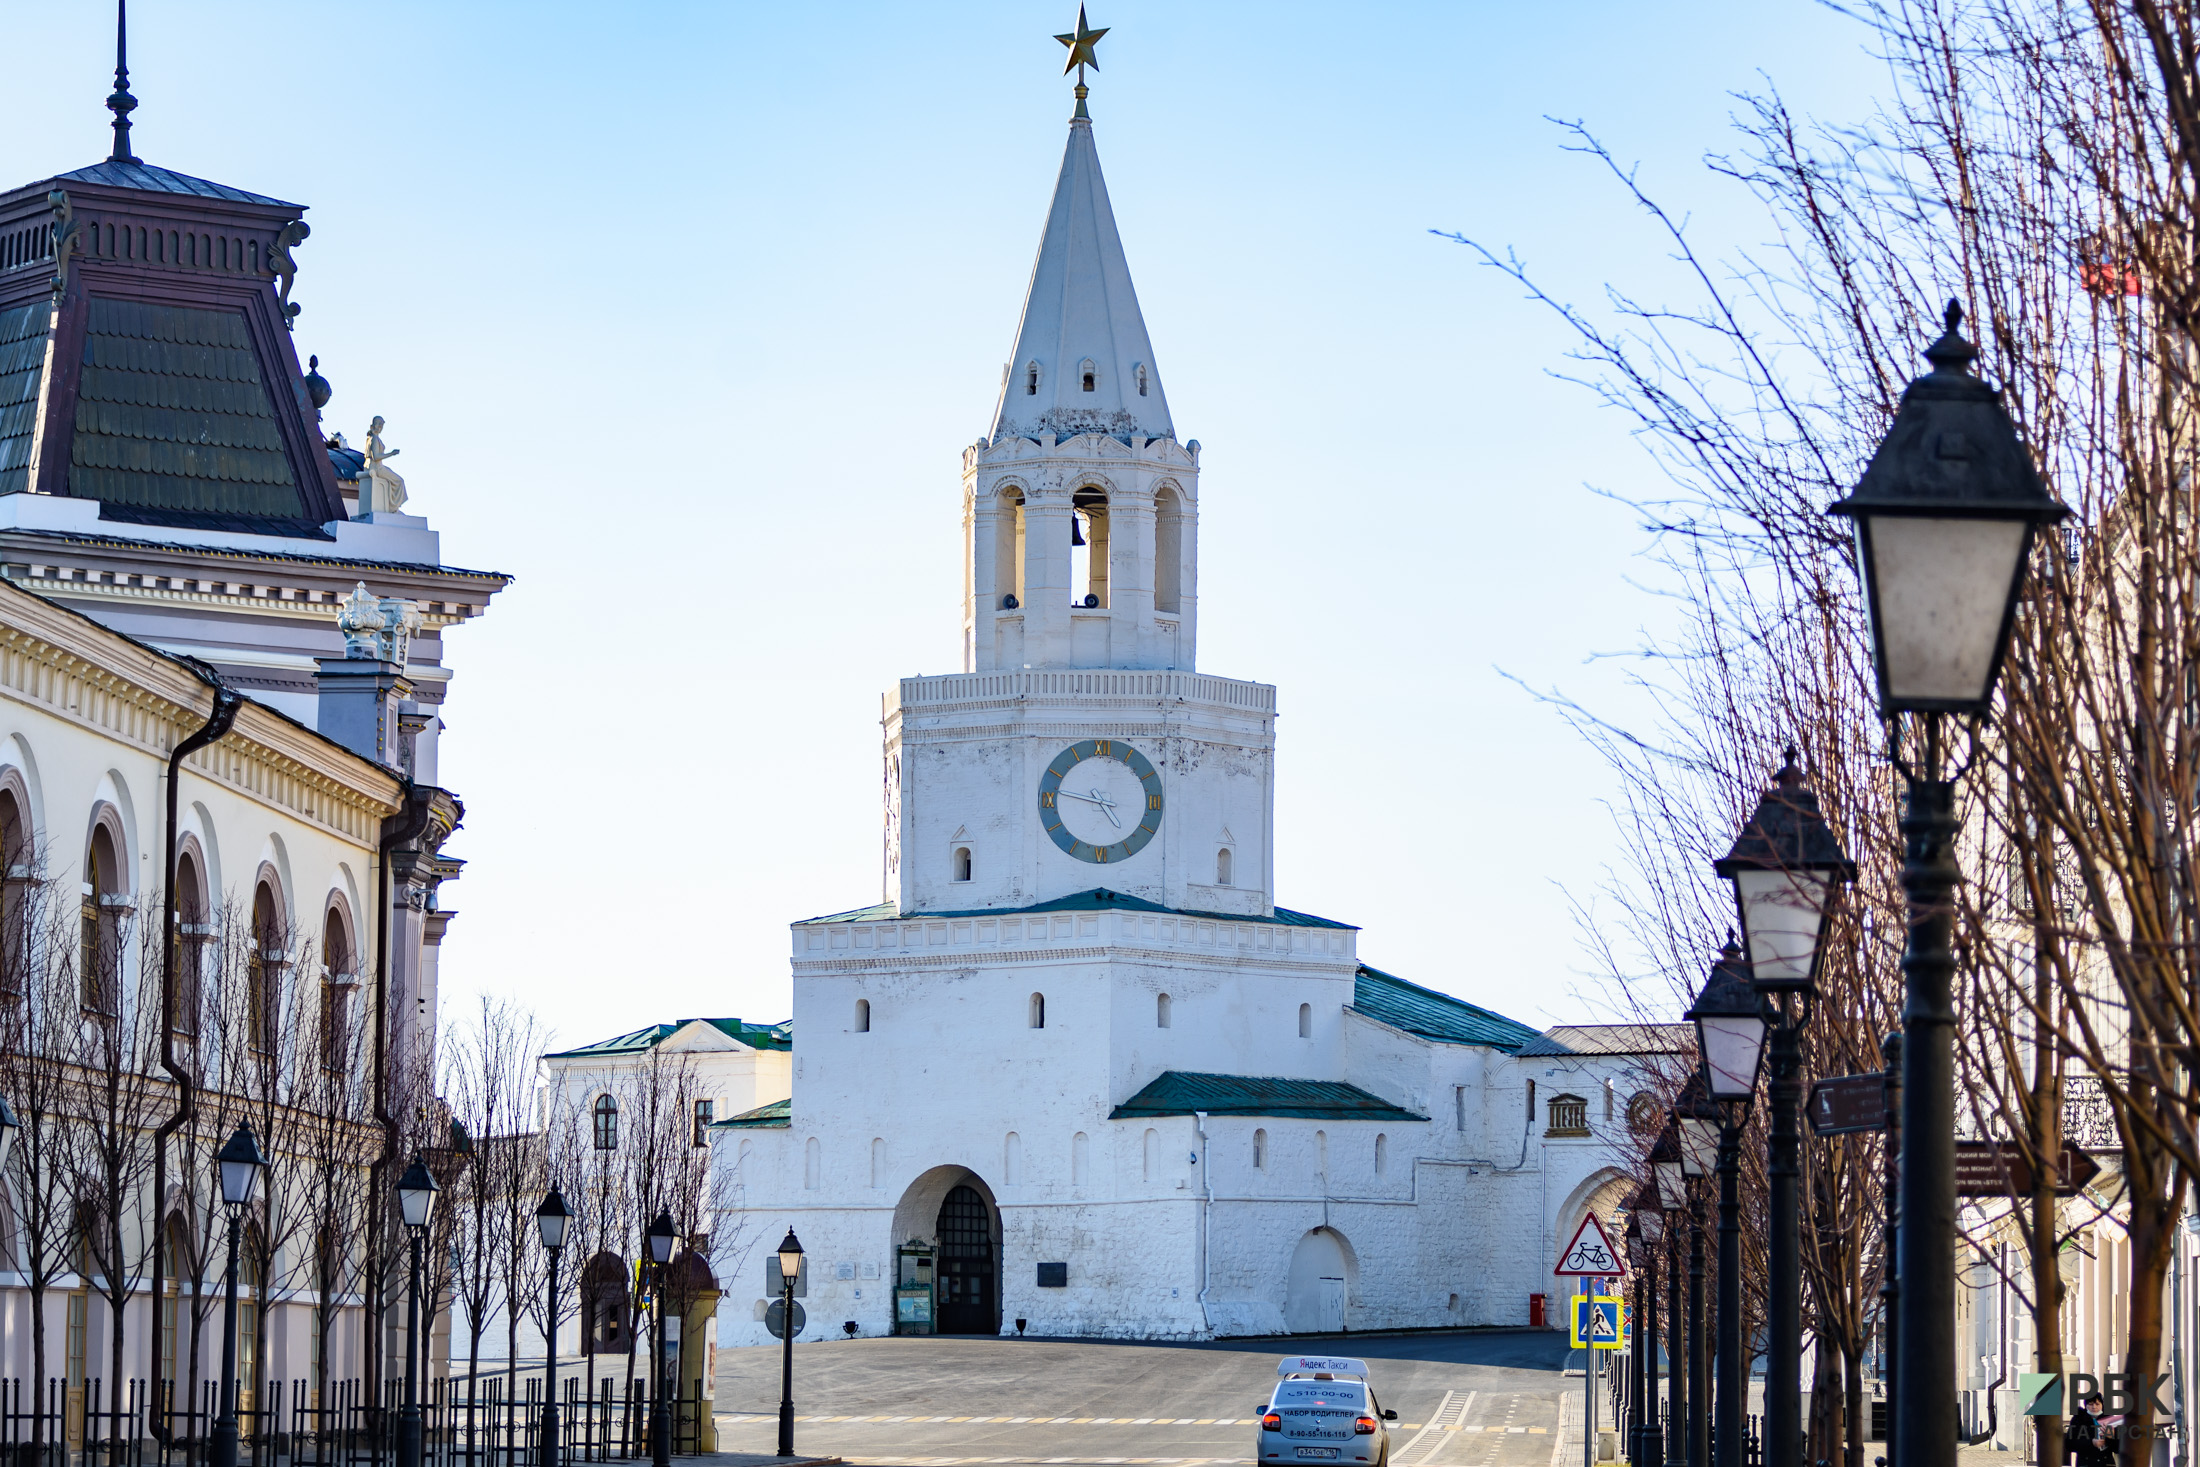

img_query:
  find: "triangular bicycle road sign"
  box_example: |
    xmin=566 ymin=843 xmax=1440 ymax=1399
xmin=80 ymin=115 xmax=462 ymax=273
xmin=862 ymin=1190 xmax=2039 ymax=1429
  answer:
xmin=1554 ymin=1212 xmax=1627 ymax=1277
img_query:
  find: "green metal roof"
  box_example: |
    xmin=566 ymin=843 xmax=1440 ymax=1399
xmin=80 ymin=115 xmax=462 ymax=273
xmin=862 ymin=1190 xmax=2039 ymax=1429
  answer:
xmin=543 ymin=1017 xmax=791 ymax=1060
xmin=708 ymin=1098 xmax=790 ymax=1130
xmin=797 ymin=887 xmax=1357 ymax=930
xmin=0 ymin=303 xmax=48 ymax=498
xmin=1109 ymin=1071 xmax=1425 ymax=1122
xmin=1352 ymin=965 xmax=1541 ymax=1053
xmin=69 ymin=298 xmax=311 ymax=523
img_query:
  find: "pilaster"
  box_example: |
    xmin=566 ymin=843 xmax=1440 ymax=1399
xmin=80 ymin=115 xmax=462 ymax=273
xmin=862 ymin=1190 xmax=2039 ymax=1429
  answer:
xmin=1107 ymin=487 xmax=1155 ymax=669
xmin=1023 ymin=488 xmax=1074 ymax=667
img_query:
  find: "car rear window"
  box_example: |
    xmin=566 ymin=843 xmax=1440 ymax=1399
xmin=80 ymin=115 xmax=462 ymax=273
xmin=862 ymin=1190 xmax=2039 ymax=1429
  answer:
xmin=1275 ymin=1380 xmax=1368 ymax=1409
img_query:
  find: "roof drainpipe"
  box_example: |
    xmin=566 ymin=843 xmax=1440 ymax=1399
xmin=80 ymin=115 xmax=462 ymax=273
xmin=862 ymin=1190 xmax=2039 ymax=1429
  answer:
xmin=1194 ymin=1110 xmax=1213 ymax=1337
xmin=148 ymin=658 xmax=241 ymax=1451
xmin=368 ymin=782 xmax=434 ymax=1411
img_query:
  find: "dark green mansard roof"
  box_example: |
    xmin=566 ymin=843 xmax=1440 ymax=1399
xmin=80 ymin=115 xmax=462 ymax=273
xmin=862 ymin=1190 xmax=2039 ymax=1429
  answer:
xmin=709 ymin=1098 xmax=791 ymax=1130
xmin=797 ymin=887 xmax=1359 ymax=929
xmin=1352 ymin=965 xmax=1542 ymax=1053
xmin=0 ymin=303 xmax=45 ymax=496
xmin=70 ymin=299 xmax=309 ymax=524
xmin=1110 ymin=1071 xmax=1426 ymax=1122
xmin=543 ymin=1016 xmax=792 ymax=1060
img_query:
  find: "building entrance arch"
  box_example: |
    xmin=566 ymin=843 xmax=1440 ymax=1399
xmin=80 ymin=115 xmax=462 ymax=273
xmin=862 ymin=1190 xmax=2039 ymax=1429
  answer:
xmin=1284 ymin=1226 xmax=1356 ymax=1334
xmin=890 ymin=1165 xmax=1001 ymax=1336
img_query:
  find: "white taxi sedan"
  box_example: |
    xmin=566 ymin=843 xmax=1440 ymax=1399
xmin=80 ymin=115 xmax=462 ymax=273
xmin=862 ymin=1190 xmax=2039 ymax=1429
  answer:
xmin=1258 ymin=1355 xmax=1397 ymax=1465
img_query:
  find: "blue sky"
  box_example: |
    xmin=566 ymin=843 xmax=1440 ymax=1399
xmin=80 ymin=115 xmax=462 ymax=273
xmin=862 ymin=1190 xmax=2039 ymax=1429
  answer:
xmin=9 ymin=2 xmax=1889 ymax=1050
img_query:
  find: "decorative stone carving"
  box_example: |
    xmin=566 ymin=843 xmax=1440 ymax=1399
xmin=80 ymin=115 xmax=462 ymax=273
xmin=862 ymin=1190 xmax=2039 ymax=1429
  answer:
xmin=270 ymin=220 xmax=310 ymax=329
xmin=336 ymin=581 xmax=423 ymax=664
xmin=362 ymin=415 xmax=408 ymax=513
xmin=47 ymin=192 xmax=79 ymax=305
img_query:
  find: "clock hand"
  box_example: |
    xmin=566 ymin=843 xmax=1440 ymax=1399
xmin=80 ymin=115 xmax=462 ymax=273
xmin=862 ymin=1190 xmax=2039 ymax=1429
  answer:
xmin=1055 ymin=786 xmax=1125 ymax=828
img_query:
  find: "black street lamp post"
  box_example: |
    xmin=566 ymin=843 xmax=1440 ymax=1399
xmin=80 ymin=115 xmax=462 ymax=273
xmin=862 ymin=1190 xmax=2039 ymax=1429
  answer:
xmin=209 ymin=1124 xmax=265 ymax=1467
xmin=1641 ymin=1202 xmax=1663 ymax=1467
xmin=775 ymin=1229 xmax=804 ymax=1458
xmin=1651 ymin=1125 xmax=1686 ymax=1467
xmin=536 ymin=1189 xmax=570 ymax=1467
xmin=1717 ymin=751 xmax=1856 ymax=1467
xmin=1625 ymin=1212 xmax=1646 ymax=1467
xmin=396 ymin=1156 xmax=440 ymax=1467
xmin=1685 ymin=946 xmax=1769 ymax=1467
xmin=1828 ymin=301 xmax=2065 ymax=1467
xmin=1673 ymin=1089 xmax=1713 ymax=1467
xmin=645 ymin=1211 xmax=678 ymax=1467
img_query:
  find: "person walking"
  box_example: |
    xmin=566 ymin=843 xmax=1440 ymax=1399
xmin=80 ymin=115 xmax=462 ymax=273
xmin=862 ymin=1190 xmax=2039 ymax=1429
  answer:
xmin=2069 ymin=1392 xmax=2116 ymax=1467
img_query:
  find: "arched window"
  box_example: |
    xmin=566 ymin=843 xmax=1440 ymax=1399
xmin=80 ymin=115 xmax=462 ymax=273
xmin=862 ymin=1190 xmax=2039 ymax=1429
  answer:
xmin=855 ymin=998 xmax=871 ymax=1033
xmin=952 ymin=847 xmax=972 ymax=882
xmin=1025 ymin=361 xmax=1041 ymax=396
xmin=1156 ymin=993 xmax=1172 ymax=1028
xmin=1135 ymin=362 xmax=1148 ymax=397
xmin=319 ymin=905 xmax=353 ymax=1072
xmin=1004 ymin=1132 xmax=1022 ymax=1184
xmin=0 ymin=785 xmax=28 ymax=997
xmin=1029 ymin=993 xmax=1046 ymax=1029
xmin=1078 ymin=358 xmax=1097 ymax=393
xmin=1216 ymin=848 xmax=1233 ymax=886
xmin=1316 ymin=1129 xmax=1329 ymax=1179
xmin=1142 ymin=1127 xmax=1158 ymax=1183
xmin=1298 ymin=1003 xmax=1312 ymax=1039
xmin=80 ymin=824 xmax=122 ymax=1013
xmin=1253 ymin=1128 xmax=1268 ymax=1171
xmin=171 ymin=848 xmax=208 ymax=1035
xmin=1071 ymin=487 xmax=1109 ymax=607
xmin=803 ymin=1137 xmax=820 ymax=1189
xmin=1154 ymin=488 xmax=1185 ymax=615
xmin=1375 ymin=1133 xmax=1389 ymax=1176
xmin=593 ymin=1095 xmax=618 ymax=1151
xmin=870 ymin=1137 xmax=885 ymax=1189
xmin=1071 ymin=1131 xmax=1089 ymax=1186
xmin=247 ymin=881 xmax=285 ymax=1054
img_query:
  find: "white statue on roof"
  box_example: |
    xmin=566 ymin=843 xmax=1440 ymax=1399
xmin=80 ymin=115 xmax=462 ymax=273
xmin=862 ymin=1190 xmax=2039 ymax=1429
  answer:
xmin=362 ymin=415 xmax=408 ymax=515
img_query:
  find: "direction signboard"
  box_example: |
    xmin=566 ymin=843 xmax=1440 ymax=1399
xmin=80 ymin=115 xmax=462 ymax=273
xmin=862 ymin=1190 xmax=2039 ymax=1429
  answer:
xmin=1809 ymin=1074 xmax=1888 ymax=1136
xmin=1953 ymin=1141 xmax=2101 ymax=1197
xmin=1555 ymin=1213 xmax=1626 ymax=1278
xmin=1571 ymin=1295 xmax=1625 ymax=1350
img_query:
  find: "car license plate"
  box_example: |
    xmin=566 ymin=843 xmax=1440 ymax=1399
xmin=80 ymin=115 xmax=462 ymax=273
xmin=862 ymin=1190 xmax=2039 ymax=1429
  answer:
xmin=1295 ymin=1452 xmax=1340 ymax=1461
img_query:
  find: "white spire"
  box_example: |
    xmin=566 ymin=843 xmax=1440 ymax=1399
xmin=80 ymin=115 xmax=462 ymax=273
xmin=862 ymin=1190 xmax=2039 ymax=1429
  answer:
xmin=989 ymin=108 xmax=1173 ymax=442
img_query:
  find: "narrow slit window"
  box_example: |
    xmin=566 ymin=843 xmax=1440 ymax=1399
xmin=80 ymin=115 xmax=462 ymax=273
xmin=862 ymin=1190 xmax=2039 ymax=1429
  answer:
xmin=855 ymin=998 xmax=871 ymax=1033
xmin=1217 ymin=848 xmax=1233 ymax=886
xmin=1298 ymin=1003 xmax=1312 ymax=1039
xmin=1029 ymin=992 xmax=1046 ymax=1029
xmin=952 ymin=846 xmax=972 ymax=882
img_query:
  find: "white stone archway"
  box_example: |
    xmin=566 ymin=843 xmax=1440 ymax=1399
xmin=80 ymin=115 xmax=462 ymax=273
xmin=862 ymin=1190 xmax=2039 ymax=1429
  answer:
xmin=890 ymin=1165 xmax=1002 ymax=1336
xmin=1283 ymin=1226 xmax=1358 ymax=1335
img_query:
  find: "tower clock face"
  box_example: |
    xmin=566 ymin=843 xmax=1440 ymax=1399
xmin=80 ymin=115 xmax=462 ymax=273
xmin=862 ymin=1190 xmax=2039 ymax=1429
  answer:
xmin=1039 ymin=739 xmax=1163 ymax=864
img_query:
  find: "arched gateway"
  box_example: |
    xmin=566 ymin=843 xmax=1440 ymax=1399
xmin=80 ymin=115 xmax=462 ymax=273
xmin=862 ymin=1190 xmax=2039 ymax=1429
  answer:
xmin=890 ymin=1166 xmax=1003 ymax=1336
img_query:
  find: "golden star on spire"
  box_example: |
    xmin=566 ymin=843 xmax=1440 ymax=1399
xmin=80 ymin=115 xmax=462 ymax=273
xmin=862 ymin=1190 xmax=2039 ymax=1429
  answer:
xmin=1055 ymin=5 xmax=1108 ymax=79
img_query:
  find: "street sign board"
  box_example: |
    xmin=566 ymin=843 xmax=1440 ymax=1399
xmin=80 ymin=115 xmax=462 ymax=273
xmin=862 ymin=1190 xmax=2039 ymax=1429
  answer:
xmin=1555 ymin=1213 xmax=1626 ymax=1278
xmin=1809 ymin=1074 xmax=1888 ymax=1136
xmin=765 ymin=1299 xmax=806 ymax=1340
xmin=1953 ymin=1141 xmax=2102 ymax=1197
xmin=1571 ymin=1295 xmax=1625 ymax=1350
xmin=2064 ymin=1076 xmax=2120 ymax=1153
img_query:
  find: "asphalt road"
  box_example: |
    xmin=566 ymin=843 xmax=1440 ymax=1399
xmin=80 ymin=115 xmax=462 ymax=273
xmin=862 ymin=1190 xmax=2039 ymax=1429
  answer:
xmin=711 ymin=1328 xmax=1580 ymax=1467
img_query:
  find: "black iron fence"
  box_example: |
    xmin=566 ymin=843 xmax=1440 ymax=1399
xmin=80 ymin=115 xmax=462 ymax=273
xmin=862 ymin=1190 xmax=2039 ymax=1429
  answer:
xmin=0 ymin=1375 xmax=712 ymax=1467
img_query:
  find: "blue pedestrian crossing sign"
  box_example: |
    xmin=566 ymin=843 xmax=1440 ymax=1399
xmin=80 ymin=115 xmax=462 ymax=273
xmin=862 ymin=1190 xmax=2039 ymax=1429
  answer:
xmin=1570 ymin=1294 xmax=1625 ymax=1350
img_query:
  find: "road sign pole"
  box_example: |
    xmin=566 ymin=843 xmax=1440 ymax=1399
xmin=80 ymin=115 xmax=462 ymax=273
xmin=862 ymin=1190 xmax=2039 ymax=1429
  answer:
xmin=1587 ymin=1292 xmax=1597 ymax=1467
